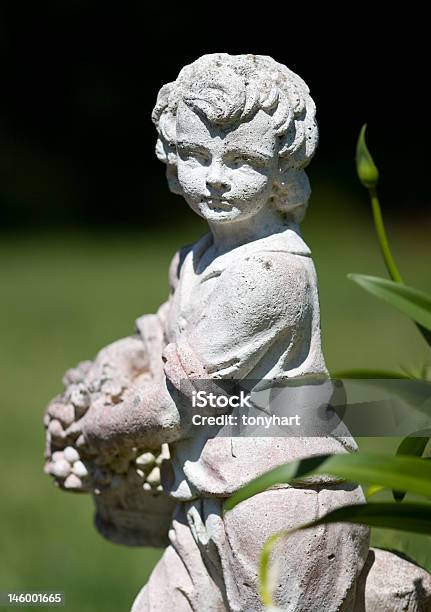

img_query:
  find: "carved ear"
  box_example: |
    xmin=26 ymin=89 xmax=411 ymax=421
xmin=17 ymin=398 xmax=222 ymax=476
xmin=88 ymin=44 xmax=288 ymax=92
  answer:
xmin=277 ymin=155 xmax=291 ymax=176
xmin=166 ymin=164 xmax=183 ymax=196
xmin=277 ymin=166 xmax=311 ymax=205
xmin=272 ymin=165 xmax=311 ymax=223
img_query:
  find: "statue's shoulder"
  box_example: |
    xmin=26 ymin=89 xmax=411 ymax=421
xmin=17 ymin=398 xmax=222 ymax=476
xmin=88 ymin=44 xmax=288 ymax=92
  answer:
xmin=251 ymin=227 xmax=311 ymax=257
xmin=221 ymin=229 xmax=313 ymax=289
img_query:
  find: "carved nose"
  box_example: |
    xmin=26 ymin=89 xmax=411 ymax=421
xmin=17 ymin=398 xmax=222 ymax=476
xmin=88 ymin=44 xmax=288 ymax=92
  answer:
xmin=205 ymin=164 xmax=230 ymax=192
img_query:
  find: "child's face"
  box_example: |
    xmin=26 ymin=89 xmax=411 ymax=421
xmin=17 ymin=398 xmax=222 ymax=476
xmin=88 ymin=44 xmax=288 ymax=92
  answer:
xmin=175 ymin=102 xmax=278 ymax=224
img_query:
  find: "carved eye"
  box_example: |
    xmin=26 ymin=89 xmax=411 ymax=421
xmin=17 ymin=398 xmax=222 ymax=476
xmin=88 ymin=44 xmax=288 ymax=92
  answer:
xmin=227 ymin=152 xmax=268 ymax=170
xmin=189 ymin=152 xmax=209 ymax=166
xmin=178 ymin=147 xmax=209 ymax=166
xmin=228 ymin=154 xmax=249 ymax=169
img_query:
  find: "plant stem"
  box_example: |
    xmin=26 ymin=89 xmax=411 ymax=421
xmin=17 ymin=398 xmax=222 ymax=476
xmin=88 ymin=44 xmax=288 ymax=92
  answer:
xmin=369 ymin=187 xmax=403 ymax=283
xmin=368 ymin=188 xmax=431 ymax=347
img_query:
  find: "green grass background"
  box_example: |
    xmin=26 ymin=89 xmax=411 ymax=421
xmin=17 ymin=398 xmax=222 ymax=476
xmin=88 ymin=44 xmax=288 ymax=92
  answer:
xmin=1 ymin=185 xmax=430 ymax=610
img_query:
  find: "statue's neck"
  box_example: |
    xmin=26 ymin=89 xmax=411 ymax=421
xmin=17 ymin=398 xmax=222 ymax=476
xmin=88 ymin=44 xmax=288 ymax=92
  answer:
xmin=207 ymin=204 xmax=292 ymax=255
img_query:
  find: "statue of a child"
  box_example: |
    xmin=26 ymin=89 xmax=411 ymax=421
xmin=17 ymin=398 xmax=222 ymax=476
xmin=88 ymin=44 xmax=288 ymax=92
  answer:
xmin=45 ymin=54 xmax=424 ymax=611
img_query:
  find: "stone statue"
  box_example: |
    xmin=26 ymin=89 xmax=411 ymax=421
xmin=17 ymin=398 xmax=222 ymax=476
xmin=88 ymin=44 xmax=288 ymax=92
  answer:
xmin=43 ymin=54 xmax=431 ymax=611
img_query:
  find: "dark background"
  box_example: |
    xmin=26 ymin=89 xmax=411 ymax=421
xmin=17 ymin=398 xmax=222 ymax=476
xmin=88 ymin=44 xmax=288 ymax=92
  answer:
xmin=1 ymin=4 xmax=429 ymax=230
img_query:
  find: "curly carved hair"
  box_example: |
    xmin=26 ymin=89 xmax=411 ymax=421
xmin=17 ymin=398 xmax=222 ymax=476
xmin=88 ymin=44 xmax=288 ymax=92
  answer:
xmin=152 ymin=54 xmax=318 ymax=223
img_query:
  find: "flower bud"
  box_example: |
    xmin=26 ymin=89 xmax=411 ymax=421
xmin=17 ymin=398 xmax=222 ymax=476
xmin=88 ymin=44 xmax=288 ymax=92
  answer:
xmin=356 ymin=124 xmax=379 ymax=188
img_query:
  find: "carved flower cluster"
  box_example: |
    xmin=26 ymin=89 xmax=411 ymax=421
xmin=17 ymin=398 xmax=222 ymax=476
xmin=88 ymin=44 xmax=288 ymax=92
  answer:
xmin=43 ymin=340 xmax=167 ymax=496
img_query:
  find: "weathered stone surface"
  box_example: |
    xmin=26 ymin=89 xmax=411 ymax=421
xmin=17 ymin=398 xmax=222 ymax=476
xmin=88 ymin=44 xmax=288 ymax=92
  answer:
xmin=364 ymin=548 xmax=431 ymax=611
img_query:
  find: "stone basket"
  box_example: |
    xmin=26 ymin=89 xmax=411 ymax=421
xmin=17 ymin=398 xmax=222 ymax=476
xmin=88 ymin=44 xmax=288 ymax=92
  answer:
xmin=90 ymin=445 xmax=177 ymax=548
xmin=93 ymin=487 xmax=176 ymax=548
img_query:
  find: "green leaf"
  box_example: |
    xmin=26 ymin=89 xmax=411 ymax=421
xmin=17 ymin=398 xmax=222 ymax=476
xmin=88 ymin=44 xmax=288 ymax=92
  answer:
xmin=400 ymin=363 xmax=431 ymax=381
xmin=224 ymin=453 xmax=431 ymax=512
xmin=393 ymin=435 xmax=431 ymax=501
xmin=367 ymin=484 xmax=384 ymax=498
xmin=224 ymin=455 xmax=329 ymax=511
xmin=259 ymin=502 xmax=431 ymax=606
xmin=356 ymin=124 xmax=379 ymax=188
xmin=331 ymin=369 xmax=409 ymax=379
xmin=348 ymin=274 xmax=431 ymax=332
xmin=397 ymin=435 xmax=430 ymax=458
xmin=309 ymin=501 xmax=431 ymax=534
xmin=350 ymin=378 xmax=431 ymax=416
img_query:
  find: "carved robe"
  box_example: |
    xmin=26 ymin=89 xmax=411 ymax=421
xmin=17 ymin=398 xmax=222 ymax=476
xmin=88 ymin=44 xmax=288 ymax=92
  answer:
xmin=132 ymin=227 xmax=369 ymax=611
